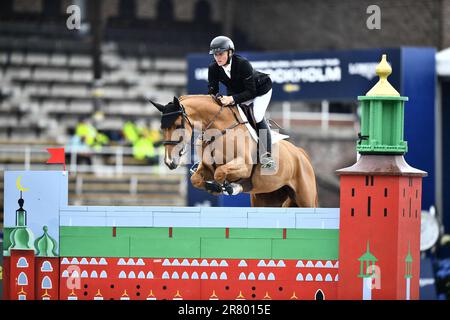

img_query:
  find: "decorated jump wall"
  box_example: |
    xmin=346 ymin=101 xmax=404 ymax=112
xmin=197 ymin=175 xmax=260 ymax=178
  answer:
xmin=2 ymin=55 xmax=427 ymax=300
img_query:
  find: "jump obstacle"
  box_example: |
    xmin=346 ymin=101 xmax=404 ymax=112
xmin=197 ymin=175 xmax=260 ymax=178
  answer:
xmin=2 ymin=55 xmax=427 ymax=300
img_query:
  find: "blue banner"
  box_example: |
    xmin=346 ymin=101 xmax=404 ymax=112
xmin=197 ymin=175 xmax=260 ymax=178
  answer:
xmin=188 ymin=48 xmax=401 ymax=101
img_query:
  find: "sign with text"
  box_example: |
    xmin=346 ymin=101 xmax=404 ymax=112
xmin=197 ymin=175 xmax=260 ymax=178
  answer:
xmin=187 ymin=48 xmax=401 ymax=101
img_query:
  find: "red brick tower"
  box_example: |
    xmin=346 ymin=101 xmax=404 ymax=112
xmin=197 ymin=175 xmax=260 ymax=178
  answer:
xmin=336 ymin=55 xmax=427 ymax=300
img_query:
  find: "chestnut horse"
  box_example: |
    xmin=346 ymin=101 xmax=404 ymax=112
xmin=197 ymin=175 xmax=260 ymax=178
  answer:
xmin=150 ymin=95 xmax=318 ymax=207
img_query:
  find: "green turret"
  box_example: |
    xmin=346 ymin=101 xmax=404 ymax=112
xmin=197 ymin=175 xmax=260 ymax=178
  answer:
xmin=35 ymin=226 xmax=58 ymax=257
xmin=357 ymin=54 xmax=408 ymax=154
xmin=405 ymin=242 xmax=413 ymax=279
xmin=8 ymin=195 xmax=35 ymax=253
xmin=358 ymin=241 xmax=378 ymax=278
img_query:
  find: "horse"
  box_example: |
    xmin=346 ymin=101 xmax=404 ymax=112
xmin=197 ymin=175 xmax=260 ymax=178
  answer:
xmin=150 ymin=95 xmax=318 ymax=207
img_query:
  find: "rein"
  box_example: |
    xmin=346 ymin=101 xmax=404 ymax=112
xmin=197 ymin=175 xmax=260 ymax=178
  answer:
xmin=198 ymin=96 xmax=248 ymax=146
xmin=161 ymin=96 xmax=249 ymax=157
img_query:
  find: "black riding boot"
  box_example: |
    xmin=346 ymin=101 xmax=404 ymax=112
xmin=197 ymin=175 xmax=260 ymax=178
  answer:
xmin=256 ymin=118 xmax=275 ymax=169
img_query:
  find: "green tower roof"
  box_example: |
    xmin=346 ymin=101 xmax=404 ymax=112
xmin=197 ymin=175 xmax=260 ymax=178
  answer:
xmin=35 ymin=226 xmax=58 ymax=257
xmin=358 ymin=241 xmax=378 ymax=262
xmin=356 ymin=54 xmax=408 ymax=155
xmin=405 ymin=242 xmax=413 ymax=263
xmin=8 ymin=196 xmax=35 ymax=254
xmin=9 ymin=227 xmax=36 ymax=253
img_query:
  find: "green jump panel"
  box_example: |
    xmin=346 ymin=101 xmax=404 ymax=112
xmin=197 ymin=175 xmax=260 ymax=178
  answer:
xmin=130 ymin=237 xmax=201 ymax=258
xmin=60 ymin=236 xmax=130 ymax=257
xmin=229 ymin=228 xmax=284 ymax=239
xmin=172 ymin=228 xmax=225 ymax=239
xmin=60 ymin=226 xmax=113 ymax=237
xmin=286 ymin=228 xmax=339 ymax=240
xmin=116 ymin=227 xmax=169 ymax=238
xmin=201 ymin=238 xmax=272 ymax=259
xmin=272 ymin=239 xmax=339 ymax=260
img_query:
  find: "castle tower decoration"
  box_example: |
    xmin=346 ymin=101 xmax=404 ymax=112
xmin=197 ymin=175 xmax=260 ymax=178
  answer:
xmin=4 ymin=195 xmax=36 ymax=300
xmin=34 ymin=226 xmax=59 ymax=300
xmin=3 ymin=193 xmax=60 ymax=300
xmin=357 ymin=241 xmax=378 ymax=300
xmin=336 ymin=55 xmax=427 ymax=299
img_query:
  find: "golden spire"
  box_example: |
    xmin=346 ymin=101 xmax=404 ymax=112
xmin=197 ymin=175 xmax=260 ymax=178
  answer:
xmin=42 ymin=289 xmax=51 ymax=298
xmin=366 ymin=54 xmax=400 ymax=97
xmin=236 ymin=291 xmax=245 ymax=300
xmin=209 ymin=290 xmax=218 ymax=300
xmin=173 ymin=290 xmax=183 ymax=299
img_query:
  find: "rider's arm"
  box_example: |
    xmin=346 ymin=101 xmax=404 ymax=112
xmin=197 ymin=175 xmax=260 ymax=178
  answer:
xmin=232 ymin=59 xmax=257 ymax=104
xmin=208 ymin=64 xmax=220 ymax=95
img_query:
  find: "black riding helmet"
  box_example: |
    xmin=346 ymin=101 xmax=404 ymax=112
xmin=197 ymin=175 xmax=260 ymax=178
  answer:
xmin=209 ymin=36 xmax=235 ymax=55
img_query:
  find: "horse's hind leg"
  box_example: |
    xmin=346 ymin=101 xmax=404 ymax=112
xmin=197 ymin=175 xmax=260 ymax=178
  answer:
xmin=282 ymin=198 xmax=298 ymax=207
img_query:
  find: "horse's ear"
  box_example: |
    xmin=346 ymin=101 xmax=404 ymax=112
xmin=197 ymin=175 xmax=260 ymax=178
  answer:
xmin=149 ymin=100 xmax=164 ymax=113
xmin=173 ymin=96 xmax=180 ymax=106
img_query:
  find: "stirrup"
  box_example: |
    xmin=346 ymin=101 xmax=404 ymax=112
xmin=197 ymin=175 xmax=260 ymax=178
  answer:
xmin=260 ymin=152 xmax=276 ymax=169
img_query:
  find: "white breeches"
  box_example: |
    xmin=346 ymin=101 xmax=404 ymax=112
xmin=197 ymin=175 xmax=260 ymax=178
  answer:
xmin=243 ymin=89 xmax=272 ymax=123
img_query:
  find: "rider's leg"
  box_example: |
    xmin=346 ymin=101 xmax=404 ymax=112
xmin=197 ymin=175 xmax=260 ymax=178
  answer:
xmin=253 ymin=89 xmax=275 ymax=169
xmin=256 ymin=117 xmax=272 ymax=156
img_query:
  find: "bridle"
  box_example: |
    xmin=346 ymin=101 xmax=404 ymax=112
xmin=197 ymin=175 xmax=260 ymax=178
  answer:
xmin=161 ymin=96 xmax=248 ymax=154
xmin=160 ymin=103 xmax=194 ymax=146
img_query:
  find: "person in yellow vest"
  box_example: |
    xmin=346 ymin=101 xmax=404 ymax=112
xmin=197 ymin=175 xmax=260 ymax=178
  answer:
xmin=132 ymin=127 xmax=159 ymax=165
xmin=123 ymin=120 xmax=140 ymax=145
xmin=76 ymin=119 xmax=109 ymax=152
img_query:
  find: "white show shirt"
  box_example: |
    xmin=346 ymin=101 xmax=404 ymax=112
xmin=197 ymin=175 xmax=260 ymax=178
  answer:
xmin=222 ymin=58 xmax=232 ymax=78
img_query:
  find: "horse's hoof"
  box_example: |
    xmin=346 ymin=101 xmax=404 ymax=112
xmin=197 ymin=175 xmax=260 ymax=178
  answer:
xmin=223 ymin=182 xmax=243 ymax=196
xmin=189 ymin=162 xmax=200 ymax=176
xmin=205 ymin=180 xmax=223 ymax=193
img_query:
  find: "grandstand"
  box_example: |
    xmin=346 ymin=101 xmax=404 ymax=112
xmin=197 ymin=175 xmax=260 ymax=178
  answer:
xmin=0 ymin=0 xmax=356 ymax=229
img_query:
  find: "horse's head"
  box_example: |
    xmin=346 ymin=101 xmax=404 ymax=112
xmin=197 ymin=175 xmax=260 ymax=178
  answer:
xmin=150 ymin=97 xmax=193 ymax=170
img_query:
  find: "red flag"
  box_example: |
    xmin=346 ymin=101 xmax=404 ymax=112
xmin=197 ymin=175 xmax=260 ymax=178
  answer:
xmin=46 ymin=148 xmax=66 ymax=171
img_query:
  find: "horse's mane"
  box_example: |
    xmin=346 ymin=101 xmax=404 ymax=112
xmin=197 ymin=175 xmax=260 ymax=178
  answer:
xmin=179 ymin=94 xmax=216 ymax=103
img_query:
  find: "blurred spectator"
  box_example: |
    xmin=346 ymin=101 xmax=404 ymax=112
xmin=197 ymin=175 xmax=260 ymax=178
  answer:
xmin=123 ymin=121 xmax=140 ymax=144
xmin=76 ymin=118 xmax=109 ymax=152
xmin=133 ymin=128 xmax=158 ymax=165
xmin=66 ymin=127 xmax=92 ymax=166
xmin=123 ymin=121 xmax=160 ymax=165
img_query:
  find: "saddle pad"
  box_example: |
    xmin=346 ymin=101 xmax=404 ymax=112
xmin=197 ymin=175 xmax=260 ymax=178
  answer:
xmin=237 ymin=106 xmax=289 ymax=144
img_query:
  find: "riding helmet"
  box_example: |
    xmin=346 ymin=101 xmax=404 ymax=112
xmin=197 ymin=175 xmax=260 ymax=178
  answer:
xmin=209 ymin=36 xmax=235 ymax=54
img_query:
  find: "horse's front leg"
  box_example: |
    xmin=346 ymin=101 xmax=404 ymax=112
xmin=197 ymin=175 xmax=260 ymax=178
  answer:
xmin=191 ymin=162 xmax=223 ymax=195
xmin=214 ymin=158 xmax=252 ymax=195
xmin=190 ymin=162 xmax=207 ymax=190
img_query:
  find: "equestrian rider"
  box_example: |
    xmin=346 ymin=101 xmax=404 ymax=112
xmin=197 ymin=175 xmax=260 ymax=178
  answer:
xmin=207 ymin=35 xmax=275 ymax=169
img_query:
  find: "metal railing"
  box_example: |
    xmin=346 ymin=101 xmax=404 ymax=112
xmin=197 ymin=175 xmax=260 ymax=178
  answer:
xmin=0 ymin=144 xmax=186 ymax=176
xmin=269 ymin=101 xmax=358 ymax=133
